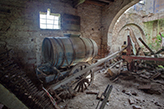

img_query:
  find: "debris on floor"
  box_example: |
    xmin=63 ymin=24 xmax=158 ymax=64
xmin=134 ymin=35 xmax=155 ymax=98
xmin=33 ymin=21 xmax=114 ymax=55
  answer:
xmin=86 ymin=90 xmax=99 ymax=95
xmin=58 ymin=66 xmax=164 ymax=109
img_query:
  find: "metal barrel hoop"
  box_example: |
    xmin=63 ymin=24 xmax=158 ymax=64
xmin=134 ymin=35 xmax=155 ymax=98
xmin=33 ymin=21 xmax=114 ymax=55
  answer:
xmin=79 ymin=37 xmax=88 ymax=61
xmin=55 ymin=38 xmax=68 ymax=68
xmin=52 ymin=37 xmax=61 ymax=67
xmin=68 ymin=37 xmax=76 ymax=67
xmin=48 ymin=38 xmax=58 ymax=66
xmin=88 ymin=38 xmax=95 ymax=60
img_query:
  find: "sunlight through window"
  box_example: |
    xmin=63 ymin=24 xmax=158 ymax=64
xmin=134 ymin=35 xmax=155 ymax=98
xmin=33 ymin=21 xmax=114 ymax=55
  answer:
xmin=40 ymin=9 xmax=60 ymax=29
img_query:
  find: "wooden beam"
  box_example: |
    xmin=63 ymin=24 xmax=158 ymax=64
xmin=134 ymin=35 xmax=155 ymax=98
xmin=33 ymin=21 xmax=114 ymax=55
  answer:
xmin=98 ymin=0 xmax=114 ymax=3
xmin=72 ymin=0 xmax=85 ymax=8
xmin=85 ymin=0 xmax=107 ymax=6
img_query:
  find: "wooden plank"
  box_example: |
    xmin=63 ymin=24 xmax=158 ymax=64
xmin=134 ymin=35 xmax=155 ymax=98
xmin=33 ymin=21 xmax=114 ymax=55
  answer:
xmin=86 ymin=90 xmax=99 ymax=95
xmin=85 ymin=0 xmax=106 ymax=6
xmin=62 ymin=14 xmax=80 ymax=31
xmin=138 ymin=37 xmax=156 ymax=56
xmin=151 ymin=72 xmax=161 ymax=79
xmin=72 ymin=0 xmax=85 ymax=7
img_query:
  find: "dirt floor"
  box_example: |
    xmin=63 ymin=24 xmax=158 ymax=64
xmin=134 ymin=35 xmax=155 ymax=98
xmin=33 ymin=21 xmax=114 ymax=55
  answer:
xmin=59 ymin=67 xmax=164 ymax=109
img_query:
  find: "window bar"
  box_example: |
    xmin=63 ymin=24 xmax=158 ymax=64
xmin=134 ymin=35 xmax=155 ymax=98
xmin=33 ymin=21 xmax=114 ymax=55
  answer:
xmin=53 ymin=16 xmax=55 ymax=29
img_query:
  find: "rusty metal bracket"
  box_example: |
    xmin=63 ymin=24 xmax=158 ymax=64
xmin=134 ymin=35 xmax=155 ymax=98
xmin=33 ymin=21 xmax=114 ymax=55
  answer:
xmin=122 ymin=55 xmax=164 ymax=62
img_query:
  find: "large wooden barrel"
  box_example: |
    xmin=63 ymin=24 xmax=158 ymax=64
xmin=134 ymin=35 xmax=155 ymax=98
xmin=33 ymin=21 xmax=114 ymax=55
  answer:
xmin=42 ymin=36 xmax=98 ymax=68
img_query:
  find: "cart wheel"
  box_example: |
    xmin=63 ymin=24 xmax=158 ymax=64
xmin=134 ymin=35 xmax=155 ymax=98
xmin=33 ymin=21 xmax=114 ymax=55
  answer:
xmin=69 ymin=62 xmax=94 ymax=92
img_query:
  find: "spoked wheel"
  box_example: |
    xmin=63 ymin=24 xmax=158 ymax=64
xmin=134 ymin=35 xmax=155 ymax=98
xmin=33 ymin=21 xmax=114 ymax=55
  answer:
xmin=69 ymin=62 xmax=94 ymax=92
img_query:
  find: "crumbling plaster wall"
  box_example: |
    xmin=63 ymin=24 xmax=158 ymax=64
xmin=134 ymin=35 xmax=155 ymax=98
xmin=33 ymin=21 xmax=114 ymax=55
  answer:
xmin=142 ymin=0 xmax=164 ymax=47
xmin=0 ymin=0 xmax=102 ymax=70
xmin=144 ymin=18 xmax=164 ymax=50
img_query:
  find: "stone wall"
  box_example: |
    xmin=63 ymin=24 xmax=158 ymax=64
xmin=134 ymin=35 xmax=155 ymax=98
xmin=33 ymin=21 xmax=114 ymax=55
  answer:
xmin=0 ymin=0 xmax=101 ymax=70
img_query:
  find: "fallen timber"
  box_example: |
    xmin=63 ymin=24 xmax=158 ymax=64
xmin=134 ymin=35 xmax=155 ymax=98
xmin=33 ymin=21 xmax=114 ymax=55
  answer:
xmin=96 ymin=84 xmax=113 ymax=109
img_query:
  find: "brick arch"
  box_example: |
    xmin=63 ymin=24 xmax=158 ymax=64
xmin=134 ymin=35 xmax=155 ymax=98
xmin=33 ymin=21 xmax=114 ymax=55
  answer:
xmin=100 ymin=0 xmax=140 ymax=57
xmin=102 ymin=0 xmax=139 ymax=54
xmin=110 ymin=23 xmax=146 ymax=53
xmin=117 ymin=23 xmax=145 ymax=40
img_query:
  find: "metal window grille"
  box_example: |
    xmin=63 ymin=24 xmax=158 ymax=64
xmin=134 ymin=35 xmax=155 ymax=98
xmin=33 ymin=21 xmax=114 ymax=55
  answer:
xmin=40 ymin=9 xmax=60 ymax=29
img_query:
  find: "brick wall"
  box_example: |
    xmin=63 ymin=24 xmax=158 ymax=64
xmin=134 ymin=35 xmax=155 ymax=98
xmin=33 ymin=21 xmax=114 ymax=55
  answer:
xmin=0 ymin=0 xmax=102 ymax=70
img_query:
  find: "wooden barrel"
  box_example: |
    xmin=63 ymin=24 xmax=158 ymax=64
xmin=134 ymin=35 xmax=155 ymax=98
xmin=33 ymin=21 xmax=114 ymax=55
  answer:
xmin=42 ymin=36 xmax=98 ymax=68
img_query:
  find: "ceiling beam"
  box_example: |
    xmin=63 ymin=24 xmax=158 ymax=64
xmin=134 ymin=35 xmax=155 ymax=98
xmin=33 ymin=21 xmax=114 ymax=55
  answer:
xmin=85 ymin=0 xmax=109 ymax=6
xmin=72 ymin=0 xmax=85 ymax=8
xmin=98 ymin=0 xmax=114 ymax=3
xmin=72 ymin=0 xmax=114 ymax=7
